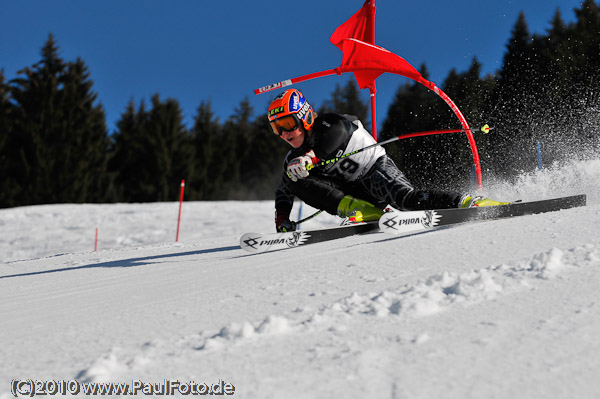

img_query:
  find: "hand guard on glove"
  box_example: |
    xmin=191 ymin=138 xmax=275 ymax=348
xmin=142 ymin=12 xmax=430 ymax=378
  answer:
xmin=275 ymin=213 xmax=297 ymax=232
xmin=286 ymin=150 xmax=317 ymax=182
xmin=276 ymin=219 xmax=297 ymax=232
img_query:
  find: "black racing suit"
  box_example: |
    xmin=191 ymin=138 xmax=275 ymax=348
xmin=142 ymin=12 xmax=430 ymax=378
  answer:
xmin=275 ymin=113 xmax=462 ymax=224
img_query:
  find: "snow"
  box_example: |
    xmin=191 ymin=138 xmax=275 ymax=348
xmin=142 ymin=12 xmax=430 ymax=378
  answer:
xmin=1 ymin=158 xmax=600 ymax=398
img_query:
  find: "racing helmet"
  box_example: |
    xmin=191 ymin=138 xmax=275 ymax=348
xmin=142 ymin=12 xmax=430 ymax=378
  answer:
xmin=267 ymin=89 xmax=315 ymax=135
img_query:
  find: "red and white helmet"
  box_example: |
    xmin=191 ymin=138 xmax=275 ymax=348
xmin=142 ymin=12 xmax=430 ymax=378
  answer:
xmin=267 ymin=89 xmax=316 ymax=135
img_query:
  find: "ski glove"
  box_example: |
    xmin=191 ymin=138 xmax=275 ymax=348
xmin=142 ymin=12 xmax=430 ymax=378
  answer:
xmin=287 ymin=150 xmax=317 ymax=182
xmin=275 ymin=212 xmax=297 ymax=232
xmin=276 ymin=219 xmax=297 ymax=232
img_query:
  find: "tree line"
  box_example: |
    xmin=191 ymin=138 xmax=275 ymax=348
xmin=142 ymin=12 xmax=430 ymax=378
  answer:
xmin=1 ymin=1 xmax=599 ymax=208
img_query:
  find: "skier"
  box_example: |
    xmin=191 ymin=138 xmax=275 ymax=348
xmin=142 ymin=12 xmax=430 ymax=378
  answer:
xmin=269 ymin=88 xmax=507 ymax=232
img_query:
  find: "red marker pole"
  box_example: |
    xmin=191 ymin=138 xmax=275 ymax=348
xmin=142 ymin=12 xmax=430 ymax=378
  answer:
xmin=95 ymin=228 xmax=98 ymax=251
xmin=176 ymin=180 xmax=185 ymax=242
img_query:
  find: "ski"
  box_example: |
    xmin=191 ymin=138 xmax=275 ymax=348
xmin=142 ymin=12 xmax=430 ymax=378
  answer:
xmin=240 ymin=222 xmax=379 ymax=253
xmin=241 ymin=194 xmax=586 ymax=252
xmin=379 ymin=194 xmax=587 ymax=235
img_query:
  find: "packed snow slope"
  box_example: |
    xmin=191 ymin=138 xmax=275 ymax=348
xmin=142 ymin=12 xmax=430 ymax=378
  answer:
xmin=1 ymin=158 xmax=600 ymax=399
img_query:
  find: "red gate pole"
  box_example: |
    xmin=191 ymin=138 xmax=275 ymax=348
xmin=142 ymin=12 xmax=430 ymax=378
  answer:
xmin=369 ymin=85 xmax=377 ymax=140
xmin=176 ymin=179 xmax=185 ymax=242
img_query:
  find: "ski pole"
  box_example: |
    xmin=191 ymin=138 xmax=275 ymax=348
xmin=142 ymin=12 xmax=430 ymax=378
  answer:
xmin=296 ymin=209 xmax=323 ymax=224
xmin=307 ymin=125 xmax=489 ymax=171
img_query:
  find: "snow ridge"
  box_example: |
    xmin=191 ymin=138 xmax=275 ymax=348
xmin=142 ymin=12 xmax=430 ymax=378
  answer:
xmin=77 ymin=242 xmax=599 ymax=383
xmin=320 ymin=245 xmax=592 ymax=319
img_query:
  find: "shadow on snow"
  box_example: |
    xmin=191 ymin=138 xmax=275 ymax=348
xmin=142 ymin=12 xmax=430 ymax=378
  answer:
xmin=0 ymin=245 xmax=239 ymax=279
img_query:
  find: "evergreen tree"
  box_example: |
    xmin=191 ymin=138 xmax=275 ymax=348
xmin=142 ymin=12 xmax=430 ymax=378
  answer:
xmin=319 ymin=79 xmax=369 ymax=123
xmin=109 ymin=95 xmax=194 ymax=202
xmin=381 ymin=64 xmax=446 ymax=137
xmin=8 ymin=34 xmax=109 ymax=205
xmin=572 ymin=0 xmax=600 ymax=88
xmin=544 ymin=8 xmax=572 ymax=100
xmin=495 ymin=12 xmax=533 ymax=96
xmin=443 ymin=58 xmax=495 ymax=127
xmin=568 ymin=0 xmax=600 ymax=157
xmin=190 ymin=101 xmax=223 ymax=200
xmin=217 ymin=99 xmax=252 ymax=199
xmin=108 ymin=100 xmax=148 ymax=201
xmin=145 ymin=95 xmax=195 ymax=201
xmin=0 ymin=70 xmax=15 ymax=207
xmin=484 ymin=12 xmax=538 ymax=179
xmin=379 ymin=65 xmax=454 ymax=188
xmin=239 ymin=112 xmax=289 ymax=200
xmin=522 ymin=9 xmax=578 ymax=165
xmin=434 ymin=59 xmax=496 ymax=190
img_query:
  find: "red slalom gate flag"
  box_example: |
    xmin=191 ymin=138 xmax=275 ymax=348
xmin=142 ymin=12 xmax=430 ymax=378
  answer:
xmin=330 ymin=0 xmax=376 ymax=48
xmin=329 ymin=0 xmax=433 ymax=90
xmin=337 ymin=38 xmax=432 ymax=90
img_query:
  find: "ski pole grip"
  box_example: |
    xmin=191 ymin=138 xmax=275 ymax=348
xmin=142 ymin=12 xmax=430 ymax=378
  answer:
xmin=306 ymin=157 xmax=319 ymax=171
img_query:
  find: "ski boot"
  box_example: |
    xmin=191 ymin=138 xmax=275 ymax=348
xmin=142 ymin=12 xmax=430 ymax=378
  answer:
xmin=460 ymin=195 xmax=510 ymax=208
xmin=337 ymin=195 xmax=384 ymax=222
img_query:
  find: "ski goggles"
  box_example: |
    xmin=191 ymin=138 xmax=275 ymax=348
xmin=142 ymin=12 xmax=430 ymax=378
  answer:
xmin=269 ymin=115 xmax=300 ymax=136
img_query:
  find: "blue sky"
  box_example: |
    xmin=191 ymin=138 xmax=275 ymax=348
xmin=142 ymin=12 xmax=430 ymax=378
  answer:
xmin=0 ymin=0 xmax=585 ymax=133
